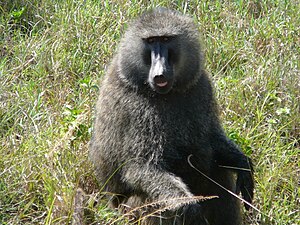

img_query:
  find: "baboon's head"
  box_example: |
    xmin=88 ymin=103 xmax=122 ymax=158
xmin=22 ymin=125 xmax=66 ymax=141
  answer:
xmin=118 ymin=8 xmax=203 ymax=94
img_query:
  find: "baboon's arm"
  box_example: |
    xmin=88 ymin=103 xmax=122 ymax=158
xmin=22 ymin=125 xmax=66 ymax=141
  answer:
xmin=122 ymin=161 xmax=194 ymax=207
xmin=210 ymin=133 xmax=254 ymax=210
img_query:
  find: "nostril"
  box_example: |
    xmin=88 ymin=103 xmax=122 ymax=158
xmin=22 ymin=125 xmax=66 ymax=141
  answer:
xmin=154 ymin=75 xmax=166 ymax=82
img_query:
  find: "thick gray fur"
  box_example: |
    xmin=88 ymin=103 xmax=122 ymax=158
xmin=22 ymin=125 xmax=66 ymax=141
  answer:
xmin=90 ymin=8 xmax=253 ymax=225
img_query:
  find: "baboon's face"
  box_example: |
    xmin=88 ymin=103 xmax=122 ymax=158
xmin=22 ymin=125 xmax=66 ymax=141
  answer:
xmin=118 ymin=9 xmax=201 ymax=94
xmin=142 ymin=36 xmax=178 ymax=94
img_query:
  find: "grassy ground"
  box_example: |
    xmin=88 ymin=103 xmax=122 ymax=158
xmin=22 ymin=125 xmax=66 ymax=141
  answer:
xmin=0 ymin=0 xmax=299 ymax=224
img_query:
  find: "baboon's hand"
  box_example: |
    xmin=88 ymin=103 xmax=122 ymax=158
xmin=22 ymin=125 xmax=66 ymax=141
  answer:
xmin=181 ymin=203 xmax=209 ymax=225
xmin=236 ymin=168 xmax=254 ymax=210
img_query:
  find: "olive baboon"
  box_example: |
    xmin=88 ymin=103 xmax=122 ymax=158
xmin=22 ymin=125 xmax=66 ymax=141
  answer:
xmin=89 ymin=8 xmax=254 ymax=225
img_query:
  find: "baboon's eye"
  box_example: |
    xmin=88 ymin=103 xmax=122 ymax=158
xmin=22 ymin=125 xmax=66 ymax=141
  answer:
xmin=162 ymin=37 xmax=169 ymax=42
xmin=147 ymin=38 xmax=155 ymax=43
xmin=161 ymin=36 xmax=175 ymax=43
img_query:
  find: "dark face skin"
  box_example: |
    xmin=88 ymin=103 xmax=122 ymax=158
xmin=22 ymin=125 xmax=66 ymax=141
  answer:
xmin=143 ymin=36 xmax=177 ymax=94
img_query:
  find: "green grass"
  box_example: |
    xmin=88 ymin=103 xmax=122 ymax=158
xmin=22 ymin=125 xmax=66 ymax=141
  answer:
xmin=0 ymin=0 xmax=299 ymax=224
